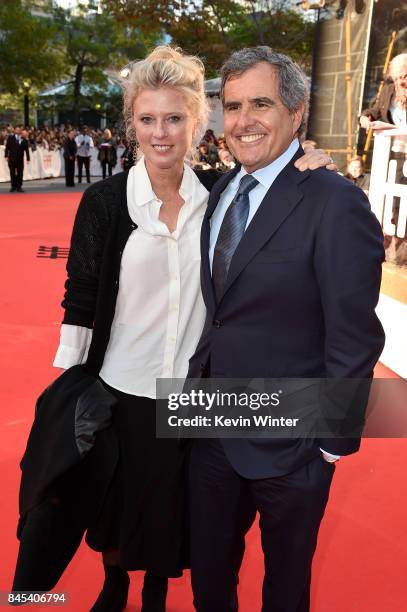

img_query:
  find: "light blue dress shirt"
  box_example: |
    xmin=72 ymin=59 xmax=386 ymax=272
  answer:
xmin=209 ymin=138 xmax=300 ymax=269
xmin=208 ymin=137 xmax=340 ymax=461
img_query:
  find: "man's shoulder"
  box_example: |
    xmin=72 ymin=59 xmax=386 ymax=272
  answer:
xmin=303 ymin=167 xmax=373 ymax=220
xmin=304 ymin=166 xmax=364 ymax=196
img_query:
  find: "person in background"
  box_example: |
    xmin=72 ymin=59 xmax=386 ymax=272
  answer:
xmin=196 ymin=141 xmax=211 ymax=168
xmin=360 ymin=53 xmax=407 ymax=132
xmin=217 ymin=135 xmax=227 ymax=151
xmin=345 ymin=156 xmax=370 ymax=194
xmin=75 ymin=125 xmax=94 ymax=184
xmin=27 ymin=129 xmax=37 ymax=152
xmin=202 ymin=129 xmax=220 ymax=166
xmin=216 ymin=147 xmax=236 ymax=171
xmin=4 ymin=125 xmax=30 ymax=193
xmin=63 ymin=129 xmax=78 ymax=187
xmin=360 ymin=52 xmax=407 ymax=266
xmin=120 ymin=138 xmax=135 ymax=171
xmin=98 ymin=129 xmax=117 ymax=179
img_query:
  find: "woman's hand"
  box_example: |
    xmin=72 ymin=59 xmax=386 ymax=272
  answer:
xmin=360 ymin=115 xmax=372 ymax=130
xmin=368 ymin=120 xmax=396 ymax=132
xmin=295 ymin=148 xmax=337 ymax=172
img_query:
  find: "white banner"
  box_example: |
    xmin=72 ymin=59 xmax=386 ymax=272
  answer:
xmin=369 ymin=130 xmax=407 ymax=239
xmin=0 ymin=145 xmax=126 ymax=182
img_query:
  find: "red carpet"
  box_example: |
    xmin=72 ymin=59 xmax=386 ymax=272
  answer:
xmin=0 ymin=192 xmax=406 ymax=611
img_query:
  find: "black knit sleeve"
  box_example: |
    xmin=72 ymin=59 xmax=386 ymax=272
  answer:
xmin=194 ymin=168 xmax=222 ymax=191
xmin=61 ymin=185 xmax=112 ymax=327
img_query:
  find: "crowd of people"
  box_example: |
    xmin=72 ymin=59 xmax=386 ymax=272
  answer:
xmin=1 ymin=123 xmax=242 ymax=191
xmin=1 ymin=123 xmax=127 ymax=191
xmin=0 ymin=124 xmax=124 ymax=152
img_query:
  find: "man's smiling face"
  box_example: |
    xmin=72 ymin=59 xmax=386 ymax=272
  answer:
xmin=223 ymin=62 xmax=304 ymax=173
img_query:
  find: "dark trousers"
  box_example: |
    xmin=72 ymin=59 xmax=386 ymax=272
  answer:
xmin=77 ymin=156 xmax=91 ymax=183
xmin=64 ymin=158 xmax=75 ymax=186
xmin=101 ymin=160 xmax=113 ymax=180
xmin=189 ymin=439 xmax=335 ymax=612
xmin=8 ymin=159 xmax=24 ymax=190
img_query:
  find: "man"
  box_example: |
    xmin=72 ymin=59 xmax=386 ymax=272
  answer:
xmin=63 ymin=129 xmax=77 ymax=187
xmin=4 ymin=126 xmax=30 ymax=192
xmin=188 ymin=47 xmax=385 ymax=612
xmin=75 ymin=126 xmax=93 ymax=184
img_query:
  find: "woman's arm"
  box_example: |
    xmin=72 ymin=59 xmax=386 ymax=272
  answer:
xmin=61 ymin=185 xmax=111 ymax=327
xmin=53 ymin=324 xmax=93 ymax=369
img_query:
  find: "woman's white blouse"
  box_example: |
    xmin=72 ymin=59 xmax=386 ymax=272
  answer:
xmin=53 ymin=157 xmax=209 ymax=398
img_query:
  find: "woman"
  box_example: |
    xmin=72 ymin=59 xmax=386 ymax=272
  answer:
xmin=53 ymin=46 xmax=332 ymax=611
xmin=98 ymin=128 xmax=117 ymax=179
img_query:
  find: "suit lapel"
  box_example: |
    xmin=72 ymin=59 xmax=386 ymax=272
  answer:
xmin=222 ymin=157 xmax=310 ymax=300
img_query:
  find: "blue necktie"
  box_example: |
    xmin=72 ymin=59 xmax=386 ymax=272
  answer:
xmin=212 ymin=174 xmax=259 ymax=302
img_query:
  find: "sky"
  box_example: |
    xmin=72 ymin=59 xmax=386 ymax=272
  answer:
xmin=55 ymin=0 xmax=91 ymax=8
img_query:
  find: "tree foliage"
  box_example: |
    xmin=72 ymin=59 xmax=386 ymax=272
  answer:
xmin=0 ymin=0 xmax=64 ymax=94
xmin=1 ymin=0 xmax=315 ymax=122
xmin=102 ymin=0 xmax=315 ymax=76
xmin=53 ymin=2 xmax=153 ymax=123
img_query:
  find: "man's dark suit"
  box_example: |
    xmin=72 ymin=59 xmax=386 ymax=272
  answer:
xmin=5 ymin=134 xmax=30 ymax=191
xmin=188 ymin=148 xmax=385 ymax=611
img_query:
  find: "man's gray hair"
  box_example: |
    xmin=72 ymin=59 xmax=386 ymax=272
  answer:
xmin=220 ymin=46 xmax=310 ymax=136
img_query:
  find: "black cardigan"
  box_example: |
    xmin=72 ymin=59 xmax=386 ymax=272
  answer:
xmin=62 ymin=168 xmax=220 ymax=375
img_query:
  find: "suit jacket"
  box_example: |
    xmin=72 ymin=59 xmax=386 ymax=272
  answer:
xmin=63 ymin=137 xmax=77 ymax=159
xmin=5 ymin=134 xmax=30 ymax=162
xmin=13 ymin=365 xmax=119 ymax=591
xmin=188 ymin=148 xmax=385 ymax=478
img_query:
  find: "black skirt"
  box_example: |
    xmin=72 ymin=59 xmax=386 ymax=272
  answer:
xmin=85 ymin=384 xmax=188 ymax=577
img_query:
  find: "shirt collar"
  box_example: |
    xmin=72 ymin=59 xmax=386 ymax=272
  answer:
xmin=130 ymin=155 xmax=196 ymax=207
xmin=235 ymin=138 xmax=300 ymax=190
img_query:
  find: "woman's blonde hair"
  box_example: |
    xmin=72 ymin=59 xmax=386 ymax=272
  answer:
xmin=103 ymin=128 xmax=112 ymax=139
xmin=122 ymin=45 xmax=208 ymax=146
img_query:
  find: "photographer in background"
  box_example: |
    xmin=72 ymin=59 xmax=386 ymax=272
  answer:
xmin=75 ymin=126 xmax=94 ymax=184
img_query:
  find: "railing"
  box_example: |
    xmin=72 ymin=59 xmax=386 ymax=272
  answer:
xmin=369 ymin=129 xmax=407 ymax=240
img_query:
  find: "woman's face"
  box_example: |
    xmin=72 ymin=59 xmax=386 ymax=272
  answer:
xmin=133 ymin=86 xmax=198 ymax=170
xmin=348 ymin=160 xmax=363 ymax=178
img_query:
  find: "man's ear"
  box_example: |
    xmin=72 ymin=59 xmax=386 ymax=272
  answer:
xmin=292 ymin=104 xmax=305 ymax=137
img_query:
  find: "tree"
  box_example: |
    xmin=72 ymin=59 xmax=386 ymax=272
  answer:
xmin=53 ymin=2 xmax=154 ymax=124
xmin=237 ymin=1 xmax=315 ymax=71
xmin=102 ymin=0 xmax=315 ymax=76
xmin=0 ymin=0 xmax=64 ymax=94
